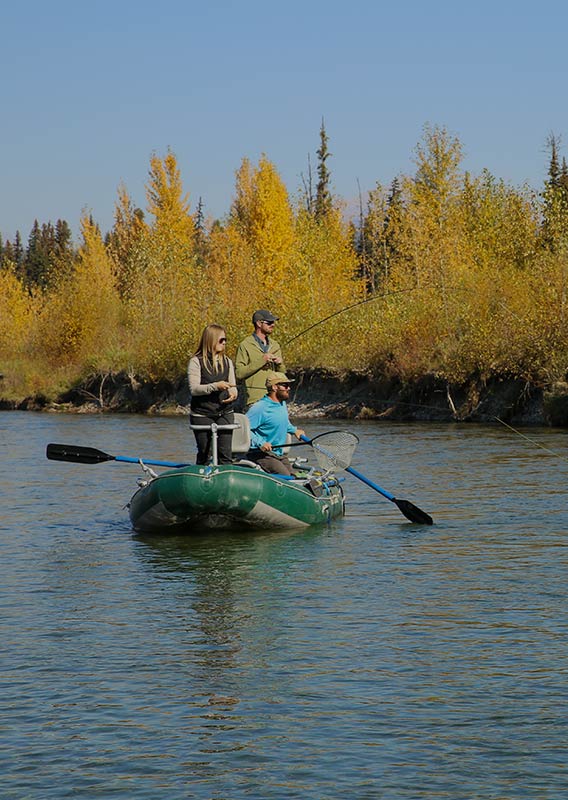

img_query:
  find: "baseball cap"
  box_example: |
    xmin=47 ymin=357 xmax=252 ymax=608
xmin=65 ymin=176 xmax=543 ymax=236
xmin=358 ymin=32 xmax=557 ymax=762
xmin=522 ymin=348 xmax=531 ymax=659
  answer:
xmin=266 ymin=372 xmax=294 ymax=389
xmin=252 ymin=309 xmax=279 ymax=324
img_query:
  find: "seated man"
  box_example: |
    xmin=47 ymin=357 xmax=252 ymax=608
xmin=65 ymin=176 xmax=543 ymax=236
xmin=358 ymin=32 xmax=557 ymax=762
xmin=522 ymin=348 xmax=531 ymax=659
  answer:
xmin=246 ymin=372 xmax=306 ymax=476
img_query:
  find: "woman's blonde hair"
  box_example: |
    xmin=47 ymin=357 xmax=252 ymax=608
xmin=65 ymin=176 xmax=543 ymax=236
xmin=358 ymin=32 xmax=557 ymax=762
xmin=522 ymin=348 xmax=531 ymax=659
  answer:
xmin=193 ymin=324 xmax=228 ymax=373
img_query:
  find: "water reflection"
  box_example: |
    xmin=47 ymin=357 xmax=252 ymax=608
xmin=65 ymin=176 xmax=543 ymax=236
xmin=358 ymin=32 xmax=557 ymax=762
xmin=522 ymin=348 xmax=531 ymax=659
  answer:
xmin=133 ymin=528 xmax=325 ymax=685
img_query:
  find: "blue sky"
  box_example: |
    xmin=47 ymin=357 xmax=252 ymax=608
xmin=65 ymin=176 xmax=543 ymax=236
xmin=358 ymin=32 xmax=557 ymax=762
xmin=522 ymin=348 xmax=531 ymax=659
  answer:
xmin=1 ymin=0 xmax=567 ymax=241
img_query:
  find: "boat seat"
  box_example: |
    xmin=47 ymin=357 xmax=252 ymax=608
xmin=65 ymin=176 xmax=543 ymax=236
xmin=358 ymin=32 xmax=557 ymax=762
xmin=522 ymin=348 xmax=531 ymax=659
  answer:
xmin=232 ymin=413 xmax=251 ymax=454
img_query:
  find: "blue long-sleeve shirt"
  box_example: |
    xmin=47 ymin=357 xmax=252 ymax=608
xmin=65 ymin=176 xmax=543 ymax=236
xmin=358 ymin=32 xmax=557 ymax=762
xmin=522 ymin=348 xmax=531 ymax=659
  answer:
xmin=246 ymin=395 xmax=297 ymax=455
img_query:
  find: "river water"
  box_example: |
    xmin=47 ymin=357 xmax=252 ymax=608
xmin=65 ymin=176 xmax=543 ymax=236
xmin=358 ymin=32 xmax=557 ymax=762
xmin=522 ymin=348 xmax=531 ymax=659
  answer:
xmin=2 ymin=410 xmax=567 ymax=799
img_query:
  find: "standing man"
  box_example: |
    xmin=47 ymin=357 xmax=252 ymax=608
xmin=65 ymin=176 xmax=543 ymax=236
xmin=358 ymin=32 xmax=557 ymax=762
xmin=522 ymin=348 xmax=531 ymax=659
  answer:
xmin=235 ymin=309 xmax=286 ymax=407
xmin=246 ymin=372 xmax=305 ymax=476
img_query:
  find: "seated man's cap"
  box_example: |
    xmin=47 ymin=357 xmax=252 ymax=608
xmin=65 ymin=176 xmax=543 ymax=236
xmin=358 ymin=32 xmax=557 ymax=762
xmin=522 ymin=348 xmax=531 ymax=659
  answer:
xmin=253 ymin=309 xmax=279 ymax=324
xmin=266 ymin=372 xmax=294 ymax=389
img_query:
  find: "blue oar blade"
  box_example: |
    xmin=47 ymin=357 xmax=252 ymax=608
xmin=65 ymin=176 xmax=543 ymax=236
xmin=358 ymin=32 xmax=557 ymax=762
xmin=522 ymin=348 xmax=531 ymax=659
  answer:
xmin=346 ymin=462 xmax=434 ymax=525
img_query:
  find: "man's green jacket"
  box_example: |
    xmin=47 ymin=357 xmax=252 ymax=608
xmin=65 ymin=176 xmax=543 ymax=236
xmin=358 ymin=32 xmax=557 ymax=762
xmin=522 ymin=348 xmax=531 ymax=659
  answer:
xmin=235 ymin=335 xmax=286 ymax=406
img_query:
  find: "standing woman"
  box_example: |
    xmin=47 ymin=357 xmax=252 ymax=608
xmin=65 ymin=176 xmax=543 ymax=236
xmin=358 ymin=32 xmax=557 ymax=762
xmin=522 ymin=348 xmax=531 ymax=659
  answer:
xmin=188 ymin=324 xmax=238 ymax=464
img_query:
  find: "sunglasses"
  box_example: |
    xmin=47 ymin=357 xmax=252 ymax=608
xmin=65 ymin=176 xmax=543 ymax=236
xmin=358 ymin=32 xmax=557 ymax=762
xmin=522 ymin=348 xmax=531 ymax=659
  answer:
xmin=218 ymin=337 xmax=227 ymax=343
xmin=262 ymin=320 xmax=275 ymax=325
xmin=277 ymin=383 xmax=291 ymax=388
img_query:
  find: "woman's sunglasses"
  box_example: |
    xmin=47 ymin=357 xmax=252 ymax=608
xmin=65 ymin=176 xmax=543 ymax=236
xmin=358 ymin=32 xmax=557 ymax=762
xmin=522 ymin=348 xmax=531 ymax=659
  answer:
xmin=218 ymin=337 xmax=227 ymax=343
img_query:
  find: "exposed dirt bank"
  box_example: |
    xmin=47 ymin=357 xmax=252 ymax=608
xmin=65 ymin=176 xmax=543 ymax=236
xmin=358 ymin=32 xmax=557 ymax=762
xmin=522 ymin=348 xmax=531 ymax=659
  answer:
xmin=3 ymin=368 xmax=568 ymax=427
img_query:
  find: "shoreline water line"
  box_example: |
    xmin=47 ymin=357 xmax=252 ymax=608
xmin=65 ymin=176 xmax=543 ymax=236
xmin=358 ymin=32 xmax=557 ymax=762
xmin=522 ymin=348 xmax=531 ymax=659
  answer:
xmin=3 ymin=366 xmax=568 ymax=428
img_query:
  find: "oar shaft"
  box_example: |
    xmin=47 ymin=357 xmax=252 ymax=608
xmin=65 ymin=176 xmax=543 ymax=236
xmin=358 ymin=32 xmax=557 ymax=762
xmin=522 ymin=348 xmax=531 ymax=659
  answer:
xmin=345 ymin=465 xmax=395 ymax=501
xmin=296 ymin=436 xmax=432 ymax=523
xmin=114 ymin=455 xmax=190 ymax=468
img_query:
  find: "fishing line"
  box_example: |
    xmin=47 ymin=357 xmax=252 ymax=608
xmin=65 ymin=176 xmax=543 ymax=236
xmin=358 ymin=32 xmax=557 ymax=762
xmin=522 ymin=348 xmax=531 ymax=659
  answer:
xmin=283 ymin=280 xmax=568 ymax=463
xmin=494 ymin=417 xmax=568 ymax=462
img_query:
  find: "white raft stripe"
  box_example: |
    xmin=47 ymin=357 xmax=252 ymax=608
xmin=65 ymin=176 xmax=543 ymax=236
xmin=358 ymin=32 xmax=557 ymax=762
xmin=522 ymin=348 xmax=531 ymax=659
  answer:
xmin=132 ymin=498 xmax=333 ymax=531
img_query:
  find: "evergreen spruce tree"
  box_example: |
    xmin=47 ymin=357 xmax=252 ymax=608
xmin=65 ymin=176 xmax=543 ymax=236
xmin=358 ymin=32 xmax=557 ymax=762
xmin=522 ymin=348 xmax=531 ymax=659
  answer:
xmin=194 ymin=196 xmax=208 ymax=267
xmin=542 ymin=134 xmax=568 ymax=252
xmin=24 ymin=221 xmax=50 ymax=287
xmin=384 ymin=177 xmax=403 ymax=269
xmin=52 ymin=219 xmax=75 ymax=284
xmin=560 ymin=157 xmax=568 ymax=206
xmin=315 ymin=119 xmax=333 ymax=221
xmin=548 ymin=134 xmax=561 ymax=187
xmin=3 ymin=239 xmax=15 ymax=269
xmin=359 ymin=184 xmax=384 ymax=294
xmin=55 ymin=219 xmax=72 ymax=257
xmin=300 ymin=153 xmax=314 ymax=215
xmin=21 ymin=219 xmax=74 ymax=289
xmin=13 ymin=231 xmax=25 ymax=281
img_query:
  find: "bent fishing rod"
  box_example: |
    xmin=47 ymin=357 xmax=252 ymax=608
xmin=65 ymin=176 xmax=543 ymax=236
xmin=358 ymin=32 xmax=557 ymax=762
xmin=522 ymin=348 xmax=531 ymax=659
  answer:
xmin=281 ymin=284 xmax=434 ymax=346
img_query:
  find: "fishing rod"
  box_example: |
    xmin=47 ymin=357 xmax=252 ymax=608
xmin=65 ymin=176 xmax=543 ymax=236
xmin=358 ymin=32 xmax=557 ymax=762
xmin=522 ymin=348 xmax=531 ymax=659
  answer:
xmin=282 ymin=274 xmax=535 ymax=349
xmin=282 ymin=284 xmax=435 ymax=347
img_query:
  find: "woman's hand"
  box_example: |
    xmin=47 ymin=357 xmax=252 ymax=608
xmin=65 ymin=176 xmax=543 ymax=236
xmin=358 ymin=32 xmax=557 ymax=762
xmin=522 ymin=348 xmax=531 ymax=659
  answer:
xmin=221 ymin=387 xmax=238 ymax=404
xmin=215 ymin=380 xmax=232 ymax=391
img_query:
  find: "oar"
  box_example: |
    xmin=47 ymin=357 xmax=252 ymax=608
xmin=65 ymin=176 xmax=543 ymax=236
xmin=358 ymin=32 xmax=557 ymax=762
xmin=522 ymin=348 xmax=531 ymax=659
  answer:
xmin=299 ymin=435 xmax=433 ymax=525
xmin=46 ymin=443 xmax=189 ymax=469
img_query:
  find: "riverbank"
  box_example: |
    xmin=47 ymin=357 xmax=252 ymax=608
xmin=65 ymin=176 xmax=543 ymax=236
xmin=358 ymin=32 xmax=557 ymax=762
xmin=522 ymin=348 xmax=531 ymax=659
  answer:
xmin=3 ymin=368 xmax=568 ymax=426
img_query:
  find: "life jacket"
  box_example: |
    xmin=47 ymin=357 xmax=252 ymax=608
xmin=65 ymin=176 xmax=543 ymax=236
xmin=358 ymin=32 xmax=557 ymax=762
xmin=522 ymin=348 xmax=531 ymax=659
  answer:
xmin=190 ymin=357 xmax=234 ymax=417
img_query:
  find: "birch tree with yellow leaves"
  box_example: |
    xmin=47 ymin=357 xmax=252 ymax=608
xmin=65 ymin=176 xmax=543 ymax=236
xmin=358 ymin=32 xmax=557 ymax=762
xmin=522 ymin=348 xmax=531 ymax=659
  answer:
xmin=206 ymin=155 xmax=297 ymax=341
xmin=107 ymin=182 xmax=148 ymax=299
xmin=237 ymin=154 xmax=296 ymax=297
xmin=290 ymin=207 xmax=363 ymax=367
xmin=126 ymin=151 xmax=200 ymax=376
xmin=0 ymin=265 xmax=35 ymax=360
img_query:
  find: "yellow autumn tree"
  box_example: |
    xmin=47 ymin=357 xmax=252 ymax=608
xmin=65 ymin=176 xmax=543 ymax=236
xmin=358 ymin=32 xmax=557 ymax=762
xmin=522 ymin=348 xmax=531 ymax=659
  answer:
xmin=231 ymin=157 xmax=255 ymax=238
xmin=107 ymin=182 xmax=148 ymax=299
xmin=126 ymin=151 xmax=200 ymax=377
xmin=247 ymin=155 xmax=295 ymax=293
xmin=427 ymin=170 xmax=543 ymax=382
xmin=289 ymin=207 xmax=363 ymax=368
xmin=228 ymin=154 xmax=296 ymax=299
xmin=38 ymin=213 xmax=121 ymax=367
xmin=205 ymin=221 xmax=257 ymax=340
xmin=461 ymin=170 xmax=539 ymax=273
xmin=400 ymin=124 xmax=465 ymax=290
xmin=365 ymin=125 xmax=469 ymax=381
xmin=207 ymin=154 xmax=363 ymax=364
xmin=204 ymin=155 xmax=297 ymax=343
xmin=0 ymin=266 xmax=35 ymax=359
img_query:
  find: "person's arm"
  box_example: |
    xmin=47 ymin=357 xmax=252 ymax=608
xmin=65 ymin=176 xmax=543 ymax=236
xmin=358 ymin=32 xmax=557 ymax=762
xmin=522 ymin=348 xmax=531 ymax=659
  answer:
xmin=188 ymin=357 xmax=225 ymax=396
xmin=283 ymin=402 xmax=304 ymax=438
xmin=225 ymin=360 xmax=238 ymax=402
xmin=235 ymin=340 xmax=272 ymax=380
xmin=286 ymin=420 xmax=305 ymax=438
xmin=270 ymin=341 xmax=285 ymax=371
xmin=246 ymin=403 xmax=267 ymax=449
